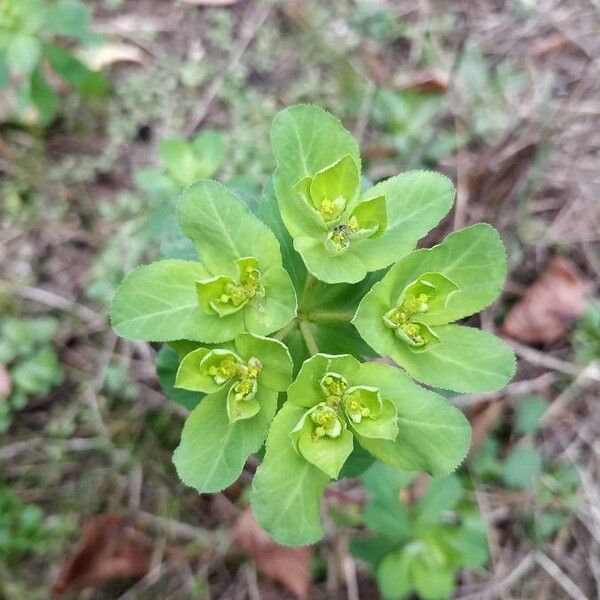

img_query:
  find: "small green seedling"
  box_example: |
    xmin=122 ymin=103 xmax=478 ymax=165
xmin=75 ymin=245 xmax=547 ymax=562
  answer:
xmin=0 ymin=317 xmax=64 ymax=432
xmin=111 ymin=105 xmax=515 ymax=545
xmin=0 ymin=0 xmax=106 ymax=126
xmin=352 ymin=464 xmax=489 ymax=600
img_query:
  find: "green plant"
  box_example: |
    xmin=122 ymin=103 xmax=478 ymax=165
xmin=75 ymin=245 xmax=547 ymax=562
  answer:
xmin=86 ymin=130 xmax=225 ymax=305
xmin=352 ymin=464 xmax=489 ymax=600
xmin=470 ymin=398 xmax=580 ymax=544
xmin=111 ymin=105 xmax=514 ymax=545
xmin=573 ymin=299 xmax=600 ymax=365
xmin=0 ymin=0 xmax=106 ymax=126
xmin=0 ymin=317 xmax=64 ymax=432
xmin=0 ymin=485 xmax=50 ymax=561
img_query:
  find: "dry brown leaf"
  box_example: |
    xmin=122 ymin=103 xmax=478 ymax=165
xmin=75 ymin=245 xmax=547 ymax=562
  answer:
xmin=530 ymin=33 xmax=574 ymax=58
xmin=502 ymin=257 xmax=588 ymax=344
xmin=0 ymin=364 xmax=11 ymax=397
xmin=79 ymin=44 xmax=145 ymax=70
xmin=395 ymin=70 xmax=449 ymax=94
xmin=232 ymin=508 xmax=311 ymax=599
xmin=53 ymin=514 xmax=152 ymax=596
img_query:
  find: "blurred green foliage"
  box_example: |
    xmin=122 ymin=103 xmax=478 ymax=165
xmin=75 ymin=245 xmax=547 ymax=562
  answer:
xmin=470 ymin=398 xmax=580 ymax=545
xmin=0 ymin=317 xmax=64 ymax=432
xmin=0 ymin=0 xmax=106 ymax=126
xmin=0 ymin=485 xmax=51 ymax=561
xmin=573 ymin=300 xmax=600 ymax=365
xmin=352 ymin=464 xmax=488 ymax=600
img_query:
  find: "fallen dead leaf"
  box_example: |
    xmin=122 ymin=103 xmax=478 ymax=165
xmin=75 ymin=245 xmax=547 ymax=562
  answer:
xmin=53 ymin=514 xmax=152 ymax=596
xmin=79 ymin=44 xmax=145 ymax=70
xmin=233 ymin=508 xmax=311 ymax=599
xmin=0 ymin=364 xmax=11 ymax=397
xmin=530 ymin=33 xmax=574 ymax=58
xmin=395 ymin=69 xmax=449 ymax=94
xmin=502 ymin=257 xmax=588 ymax=344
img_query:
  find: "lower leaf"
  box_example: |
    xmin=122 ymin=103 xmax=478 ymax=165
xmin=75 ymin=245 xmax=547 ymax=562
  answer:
xmin=173 ymin=386 xmax=277 ymax=493
xmin=251 ymin=402 xmax=330 ymax=546
xmin=355 ymin=363 xmax=471 ymax=476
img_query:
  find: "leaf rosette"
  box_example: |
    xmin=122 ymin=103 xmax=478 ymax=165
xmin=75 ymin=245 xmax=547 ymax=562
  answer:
xmin=354 ymin=465 xmax=489 ymax=600
xmin=111 ymin=180 xmax=297 ymax=343
xmin=173 ymin=333 xmax=292 ymax=493
xmin=252 ymin=354 xmax=471 ymax=546
xmin=354 ymin=224 xmax=516 ymax=392
xmin=271 ymin=105 xmax=455 ymax=284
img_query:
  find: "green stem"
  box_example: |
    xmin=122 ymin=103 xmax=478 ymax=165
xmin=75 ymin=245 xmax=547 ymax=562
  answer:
xmin=299 ymin=319 xmax=320 ymax=356
xmin=306 ymin=310 xmax=354 ymax=324
xmin=298 ymin=274 xmax=319 ymax=312
xmin=272 ymin=318 xmax=298 ymax=341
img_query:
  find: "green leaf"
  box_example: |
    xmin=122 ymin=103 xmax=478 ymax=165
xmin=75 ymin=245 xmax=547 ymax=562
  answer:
xmin=160 ymin=138 xmax=200 ymax=187
xmin=156 ymin=345 xmax=201 ymax=410
xmin=111 ymin=260 xmax=245 ymax=343
xmin=45 ymin=44 xmax=108 ymax=97
xmin=514 ymin=394 xmax=548 ymax=434
xmin=173 ymin=386 xmax=277 ymax=493
xmin=339 ymin=443 xmax=376 ymax=478
xmin=243 ymin=266 xmax=297 ymax=337
xmin=414 ymin=476 xmax=463 ymax=525
xmin=177 ymin=180 xmax=283 ymax=276
xmin=30 ymin=67 xmax=58 ymax=126
xmin=293 ymin=235 xmax=368 ymax=283
xmin=447 ymin=525 xmax=489 ymax=567
xmin=190 ymin=129 xmax=226 ymax=179
xmin=45 ymin=0 xmax=93 ymax=40
xmin=234 ymin=333 xmax=292 ymax=391
xmin=348 ymin=393 xmax=398 ymax=441
xmin=258 ymin=179 xmax=308 ymax=293
xmin=354 ymin=363 xmax=471 ymax=476
xmin=272 ymin=104 xmax=360 ymax=240
xmin=290 ymin=403 xmax=354 ymax=478
xmin=297 ymin=154 xmax=360 ymax=223
xmin=273 ymin=108 xmax=454 ymax=283
xmin=11 ymin=347 xmax=64 ymax=396
xmin=501 ymin=444 xmax=542 ymax=489
xmin=358 ymin=171 xmax=455 ymax=272
xmin=377 ymin=549 xmax=413 ymax=600
xmin=359 ymin=224 xmax=507 ymax=328
xmin=411 ymin=553 xmax=455 ymax=600
xmin=0 ymin=54 xmax=9 ymax=89
xmin=351 ymin=536 xmax=398 ymax=566
xmin=362 ymin=463 xmax=413 ymax=540
xmin=287 ymin=353 xmax=361 ymax=409
xmin=252 ymin=402 xmax=330 ymax=546
xmin=6 ymin=35 xmax=41 ymax=74
xmin=176 ymin=348 xmax=237 ymax=393
xmin=354 ymin=244 xmax=516 ymax=391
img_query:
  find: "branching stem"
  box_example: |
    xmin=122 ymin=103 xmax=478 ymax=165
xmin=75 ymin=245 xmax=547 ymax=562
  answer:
xmin=299 ymin=319 xmax=320 ymax=356
xmin=298 ymin=274 xmax=319 ymax=312
xmin=306 ymin=310 xmax=354 ymax=324
xmin=272 ymin=318 xmax=298 ymax=341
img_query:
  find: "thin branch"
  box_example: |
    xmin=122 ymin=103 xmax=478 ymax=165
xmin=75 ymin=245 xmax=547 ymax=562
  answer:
xmin=535 ymin=551 xmax=588 ymax=600
xmin=306 ymin=310 xmax=354 ymax=324
xmin=299 ymin=320 xmax=319 ymax=356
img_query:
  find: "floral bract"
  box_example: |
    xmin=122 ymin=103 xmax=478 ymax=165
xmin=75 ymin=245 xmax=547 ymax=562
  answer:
xmin=111 ymin=180 xmax=297 ymax=343
xmin=173 ymin=333 xmax=292 ymax=493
